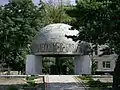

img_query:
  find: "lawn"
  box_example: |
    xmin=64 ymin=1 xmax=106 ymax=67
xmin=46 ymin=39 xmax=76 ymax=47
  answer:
xmin=77 ymin=76 xmax=112 ymax=90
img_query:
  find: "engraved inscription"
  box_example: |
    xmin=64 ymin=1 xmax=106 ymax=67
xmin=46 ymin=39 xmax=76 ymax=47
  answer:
xmin=31 ymin=42 xmax=83 ymax=54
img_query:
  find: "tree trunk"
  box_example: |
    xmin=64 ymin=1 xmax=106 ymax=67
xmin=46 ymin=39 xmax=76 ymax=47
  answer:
xmin=113 ymin=55 xmax=120 ymax=90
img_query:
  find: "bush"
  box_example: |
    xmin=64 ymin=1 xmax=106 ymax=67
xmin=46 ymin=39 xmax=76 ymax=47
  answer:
xmin=26 ymin=75 xmax=37 ymax=87
xmin=27 ymin=80 xmax=37 ymax=87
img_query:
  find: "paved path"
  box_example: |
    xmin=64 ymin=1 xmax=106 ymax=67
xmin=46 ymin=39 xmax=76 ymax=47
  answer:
xmin=45 ymin=75 xmax=86 ymax=90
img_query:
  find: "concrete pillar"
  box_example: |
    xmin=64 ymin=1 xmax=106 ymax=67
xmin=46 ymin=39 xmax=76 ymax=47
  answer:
xmin=26 ymin=55 xmax=42 ymax=75
xmin=74 ymin=55 xmax=92 ymax=75
xmin=74 ymin=56 xmax=81 ymax=74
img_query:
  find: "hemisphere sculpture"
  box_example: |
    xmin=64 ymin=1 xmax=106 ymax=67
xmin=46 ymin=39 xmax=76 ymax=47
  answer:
xmin=30 ymin=23 xmax=84 ymax=55
xmin=26 ymin=23 xmax=91 ymax=75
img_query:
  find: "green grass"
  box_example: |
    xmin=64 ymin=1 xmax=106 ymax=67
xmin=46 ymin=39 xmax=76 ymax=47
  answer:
xmin=78 ymin=76 xmax=112 ymax=88
xmin=78 ymin=75 xmax=93 ymax=81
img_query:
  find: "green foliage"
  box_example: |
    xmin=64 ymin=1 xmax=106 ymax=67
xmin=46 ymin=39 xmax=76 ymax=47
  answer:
xmin=42 ymin=57 xmax=55 ymax=74
xmin=79 ymin=76 xmax=112 ymax=88
xmin=42 ymin=57 xmax=74 ymax=74
xmin=87 ymin=79 xmax=112 ymax=88
xmin=43 ymin=1 xmax=73 ymax=24
xmin=0 ymin=0 xmax=46 ymax=72
xmin=55 ymin=57 xmax=74 ymax=74
xmin=87 ymin=79 xmax=103 ymax=87
xmin=26 ymin=76 xmax=37 ymax=87
xmin=66 ymin=0 xmax=120 ymax=89
xmin=67 ymin=0 xmax=120 ymax=49
xmin=27 ymin=80 xmax=36 ymax=87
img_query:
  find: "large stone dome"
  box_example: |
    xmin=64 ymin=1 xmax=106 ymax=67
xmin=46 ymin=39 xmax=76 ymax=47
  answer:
xmin=31 ymin=23 xmax=87 ymax=56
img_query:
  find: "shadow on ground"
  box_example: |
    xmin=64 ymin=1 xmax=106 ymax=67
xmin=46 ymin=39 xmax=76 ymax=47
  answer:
xmin=46 ymin=82 xmax=112 ymax=90
xmin=46 ymin=82 xmax=88 ymax=90
xmin=87 ymin=87 xmax=112 ymax=90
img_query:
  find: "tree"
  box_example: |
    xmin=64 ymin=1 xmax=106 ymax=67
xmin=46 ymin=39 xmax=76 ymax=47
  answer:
xmin=66 ymin=0 xmax=120 ymax=89
xmin=0 ymin=0 xmax=46 ymax=73
xmin=55 ymin=57 xmax=74 ymax=75
xmin=43 ymin=0 xmax=73 ymax=24
xmin=42 ymin=57 xmax=55 ymax=74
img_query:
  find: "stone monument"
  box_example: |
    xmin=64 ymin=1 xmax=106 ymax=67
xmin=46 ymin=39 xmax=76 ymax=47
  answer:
xmin=26 ymin=23 xmax=91 ymax=75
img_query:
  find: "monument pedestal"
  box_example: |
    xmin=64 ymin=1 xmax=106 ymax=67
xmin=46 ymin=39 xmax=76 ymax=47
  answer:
xmin=26 ymin=55 xmax=42 ymax=75
xmin=74 ymin=55 xmax=92 ymax=75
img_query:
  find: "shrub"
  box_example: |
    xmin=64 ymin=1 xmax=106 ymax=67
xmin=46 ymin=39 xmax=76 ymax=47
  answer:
xmin=27 ymin=80 xmax=37 ymax=87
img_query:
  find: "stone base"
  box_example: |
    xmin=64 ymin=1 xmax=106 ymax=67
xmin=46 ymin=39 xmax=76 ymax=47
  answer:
xmin=26 ymin=55 xmax=42 ymax=75
xmin=74 ymin=55 xmax=92 ymax=75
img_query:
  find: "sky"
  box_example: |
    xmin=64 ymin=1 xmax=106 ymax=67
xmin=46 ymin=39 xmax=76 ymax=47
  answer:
xmin=0 ymin=0 xmax=76 ymax=5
